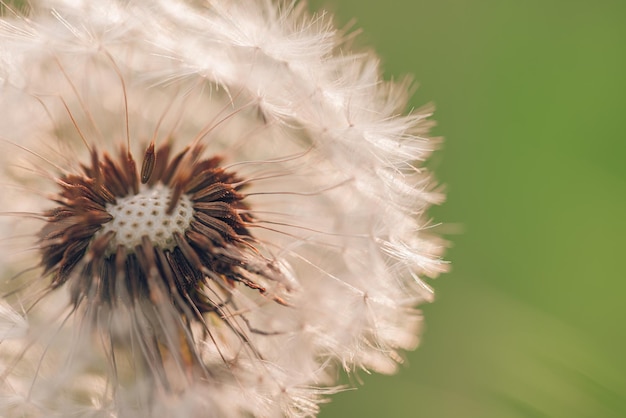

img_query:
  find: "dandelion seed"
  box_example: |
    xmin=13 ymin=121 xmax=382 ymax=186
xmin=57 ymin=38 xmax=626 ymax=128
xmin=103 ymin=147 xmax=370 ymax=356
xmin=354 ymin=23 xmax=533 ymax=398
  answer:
xmin=0 ymin=0 xmax=447 ymax=417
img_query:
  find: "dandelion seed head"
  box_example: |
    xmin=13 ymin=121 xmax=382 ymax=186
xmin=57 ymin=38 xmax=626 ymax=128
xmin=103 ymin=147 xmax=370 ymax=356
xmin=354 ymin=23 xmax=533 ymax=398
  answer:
xmin=0 ymin=0 xmax=448 ymax=416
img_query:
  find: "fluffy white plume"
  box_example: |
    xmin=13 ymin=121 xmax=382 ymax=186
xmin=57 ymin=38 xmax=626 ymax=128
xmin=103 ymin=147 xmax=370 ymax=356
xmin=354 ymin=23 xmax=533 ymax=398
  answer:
xmin=0 ymin=1 xmax=447 ymax=416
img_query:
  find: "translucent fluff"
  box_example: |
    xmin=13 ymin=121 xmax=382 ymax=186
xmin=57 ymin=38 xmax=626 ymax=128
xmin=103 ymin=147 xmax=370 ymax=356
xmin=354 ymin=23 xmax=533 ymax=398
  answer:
xmin=0 ymin=1 xmax=447 ymax=417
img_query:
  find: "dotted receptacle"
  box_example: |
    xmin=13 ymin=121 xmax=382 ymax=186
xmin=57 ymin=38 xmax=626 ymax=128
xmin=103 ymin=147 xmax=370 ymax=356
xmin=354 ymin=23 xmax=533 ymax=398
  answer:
xmin=97 ymin=185 xmax=194 ymax=253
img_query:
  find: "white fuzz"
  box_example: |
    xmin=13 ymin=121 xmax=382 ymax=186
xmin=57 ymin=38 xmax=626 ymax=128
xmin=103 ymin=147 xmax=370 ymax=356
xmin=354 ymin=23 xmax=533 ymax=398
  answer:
xmin=0 ymin=1 xmax=448 ymax=417
xmin=0 ymin=303 xmax=27 ymax=340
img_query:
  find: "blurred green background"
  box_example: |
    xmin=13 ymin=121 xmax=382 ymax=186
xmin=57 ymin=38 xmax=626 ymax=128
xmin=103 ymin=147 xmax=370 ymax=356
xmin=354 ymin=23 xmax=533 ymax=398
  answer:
xmin=310 ymin=1 xmax=626 ymax=417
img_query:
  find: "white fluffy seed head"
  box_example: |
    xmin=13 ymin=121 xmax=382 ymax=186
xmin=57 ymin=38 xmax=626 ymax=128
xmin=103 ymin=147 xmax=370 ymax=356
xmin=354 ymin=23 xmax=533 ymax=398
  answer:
xmin=0 ymin=0 xmax=448 ymax=416
xmin=98 ymin=185 xmax=194 ymax=253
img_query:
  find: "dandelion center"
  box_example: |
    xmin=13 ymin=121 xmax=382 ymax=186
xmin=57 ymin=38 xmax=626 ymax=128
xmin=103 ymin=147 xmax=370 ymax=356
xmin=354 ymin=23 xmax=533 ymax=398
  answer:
xmin=38 ymin=142 xmax=282 ymax=313
xmin=98 ymin=185 xmax=194 ymax=253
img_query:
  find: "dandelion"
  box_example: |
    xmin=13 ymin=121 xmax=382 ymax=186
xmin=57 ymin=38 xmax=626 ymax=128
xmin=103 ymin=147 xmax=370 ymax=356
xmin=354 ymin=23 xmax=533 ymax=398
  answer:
xmin=0 ymin=0 xmax=447 ymax=417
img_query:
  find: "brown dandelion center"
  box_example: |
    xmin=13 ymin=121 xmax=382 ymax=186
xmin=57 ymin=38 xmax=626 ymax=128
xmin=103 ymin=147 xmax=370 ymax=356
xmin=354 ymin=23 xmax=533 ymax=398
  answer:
xmin=38 ymin=141 xmax=275 ymax=313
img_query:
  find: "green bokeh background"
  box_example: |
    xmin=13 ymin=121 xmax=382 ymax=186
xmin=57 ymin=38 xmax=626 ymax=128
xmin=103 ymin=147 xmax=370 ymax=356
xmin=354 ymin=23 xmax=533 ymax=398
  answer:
xmin=309 ymin=1 xmax=626 ymax=417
